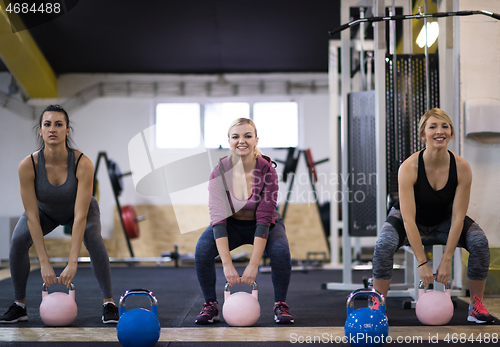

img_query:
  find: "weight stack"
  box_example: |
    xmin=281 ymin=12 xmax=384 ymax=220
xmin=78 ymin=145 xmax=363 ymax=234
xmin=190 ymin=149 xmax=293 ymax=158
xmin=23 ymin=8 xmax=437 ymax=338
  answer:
xmin=386 ymin=54 xmax=440 ymax=205
xmin=347 ymin=90 xmax=377 ymax=237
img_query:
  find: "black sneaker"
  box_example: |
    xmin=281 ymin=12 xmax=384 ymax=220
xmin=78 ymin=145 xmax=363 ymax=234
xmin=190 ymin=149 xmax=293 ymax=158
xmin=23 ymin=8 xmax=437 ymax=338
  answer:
xmin=102 ymin=303 xmax=119 ymax=324
xmin=274 ymin=301 xmax=294 ymax=324
xmin=0 ymin=303 xmax=28 ymax=323
xmin=195 ymin=301 xmax=219 ymax=325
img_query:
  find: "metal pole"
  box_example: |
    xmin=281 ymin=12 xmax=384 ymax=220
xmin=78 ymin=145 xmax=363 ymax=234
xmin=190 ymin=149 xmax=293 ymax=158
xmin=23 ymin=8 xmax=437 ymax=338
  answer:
xmin=424 ymin=0 xmax=430 ymax=111
xmin=367 ymin=52 xmax=373 ymax=90
xmin=391 ymin=1 xmax=399 ymax=164
xmin=360 ymin=7 xmax=366 ymax=91
xmin=328 ymin=40 xmax=340 ymax=266
xmin=340 ymin=0 xmax=352 ymax=286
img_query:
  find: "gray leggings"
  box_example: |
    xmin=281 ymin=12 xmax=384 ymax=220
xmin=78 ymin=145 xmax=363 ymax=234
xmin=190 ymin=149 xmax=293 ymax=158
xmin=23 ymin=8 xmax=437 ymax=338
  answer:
xmin=9 ymin=200 xmax=113 ymax=300
xmin=373 ymin=208 xmax=490 ymax=281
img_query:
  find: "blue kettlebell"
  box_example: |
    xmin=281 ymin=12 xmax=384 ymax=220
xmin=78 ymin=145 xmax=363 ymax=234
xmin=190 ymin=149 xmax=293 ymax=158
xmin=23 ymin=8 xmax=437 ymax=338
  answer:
xmin=345 ymin=288 xmax=389 ymax=347
xmin=117 ymin=289 xmax=161 ymax=347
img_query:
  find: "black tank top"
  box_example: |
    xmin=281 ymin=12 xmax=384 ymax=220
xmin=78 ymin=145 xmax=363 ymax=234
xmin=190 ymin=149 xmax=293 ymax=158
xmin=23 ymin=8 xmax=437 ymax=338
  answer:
xmin=413 ymin=149 xmax=457 ymax=226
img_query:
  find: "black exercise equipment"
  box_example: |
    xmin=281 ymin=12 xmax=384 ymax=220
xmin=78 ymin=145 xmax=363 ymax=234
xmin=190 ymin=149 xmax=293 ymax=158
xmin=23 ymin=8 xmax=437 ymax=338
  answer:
xmin=160 ymin=244 xmax=194 ymax=268
xmin=331 ymin=8 xmax=499 ymax=217
xmin=329 ymin=9 xmax=500 ymax=36
xmin=332 ymin=12 xmax=498 ymax=217
xmin=93 ymin=151 xmax=138 ymax=258
xmin=281 ymin=147 xmax=299 ymax=182
xmin=108 ymin=159 xmax=125 ymax=197
xmin=347 ymin=91 xmax=377 ymax=237
xmin=276 ymin=148 xmax=330 ymax=252
xmin=274 ymin=147 xmax=299 ymax=184
xmin=386 ymin=54 xmax=440 ymax=212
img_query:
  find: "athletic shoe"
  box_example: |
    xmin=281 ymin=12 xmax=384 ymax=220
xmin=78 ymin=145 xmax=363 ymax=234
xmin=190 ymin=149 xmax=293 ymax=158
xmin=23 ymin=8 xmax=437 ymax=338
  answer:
xmin=468 ymin=296 xmax=495 ymax=324
xmin=102 ymin=302 xmax=119 ymax=324
xmin=0 ymin=303 xmax=28 ymax=323
xmin=195 ymin=301 xmax=219 ymax=325
xmin=274 ymin=301 xmax=294 ymax=324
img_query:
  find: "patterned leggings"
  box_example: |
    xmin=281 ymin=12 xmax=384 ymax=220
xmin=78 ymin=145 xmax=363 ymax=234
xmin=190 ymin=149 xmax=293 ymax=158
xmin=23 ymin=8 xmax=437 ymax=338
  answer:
xmin=373 ymin=208 xmax=490 ymax=281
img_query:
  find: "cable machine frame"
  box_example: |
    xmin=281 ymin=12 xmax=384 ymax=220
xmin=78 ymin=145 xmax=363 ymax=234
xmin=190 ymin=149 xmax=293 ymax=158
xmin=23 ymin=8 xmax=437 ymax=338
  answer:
xmin=325 ymin=0 xmax=500 ymax=294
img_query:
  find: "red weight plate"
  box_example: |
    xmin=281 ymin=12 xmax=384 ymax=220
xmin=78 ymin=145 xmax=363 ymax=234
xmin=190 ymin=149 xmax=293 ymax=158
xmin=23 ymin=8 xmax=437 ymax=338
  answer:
xmin=122 ymin=205 xmax=140 ymax=239
xmin=305 ymin=149 xmax=318 ymax=182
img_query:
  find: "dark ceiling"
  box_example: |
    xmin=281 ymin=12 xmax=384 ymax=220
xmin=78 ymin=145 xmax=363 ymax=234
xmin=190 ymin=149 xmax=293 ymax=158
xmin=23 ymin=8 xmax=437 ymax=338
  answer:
xmin=1 ymin=0 xmax=342 ymax=75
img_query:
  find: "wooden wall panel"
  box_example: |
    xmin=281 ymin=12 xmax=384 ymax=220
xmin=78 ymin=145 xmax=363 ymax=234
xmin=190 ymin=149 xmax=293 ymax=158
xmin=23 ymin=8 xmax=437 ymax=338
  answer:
xmin=113 ymin=204 xmax=329 ymax=260
xmin=27 ymin=204 xmax=330 ymax=262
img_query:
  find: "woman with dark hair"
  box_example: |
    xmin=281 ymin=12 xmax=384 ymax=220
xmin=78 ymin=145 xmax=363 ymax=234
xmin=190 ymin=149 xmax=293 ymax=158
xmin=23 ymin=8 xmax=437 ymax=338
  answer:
xmin=372 ymin=108 xmax=495 ymax=324
xmin=194 ymin=118 xmax=294 ymax=325
xmin=0 ymin=105 xmax=119 ymax=324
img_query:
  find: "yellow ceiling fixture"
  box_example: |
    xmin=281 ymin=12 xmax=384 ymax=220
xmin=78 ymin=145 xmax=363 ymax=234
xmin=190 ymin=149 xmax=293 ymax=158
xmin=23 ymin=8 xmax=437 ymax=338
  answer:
xmin=0 ymin=5 xmax=57 ymax=98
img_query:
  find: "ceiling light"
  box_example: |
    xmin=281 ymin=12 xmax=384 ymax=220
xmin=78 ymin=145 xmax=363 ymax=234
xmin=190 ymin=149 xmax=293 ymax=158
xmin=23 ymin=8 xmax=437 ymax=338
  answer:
xmin=416 ymin=22 xmax=440 ymax=48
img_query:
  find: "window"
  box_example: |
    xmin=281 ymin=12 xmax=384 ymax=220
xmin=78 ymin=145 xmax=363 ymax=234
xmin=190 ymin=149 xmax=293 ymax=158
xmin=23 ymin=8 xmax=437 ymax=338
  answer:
xmin=156 ymin=103 xmax=200 ymax=148
xmin=155 ymin=100 xmax=299 ymax=149
xmin=253 ymin=102 xmax=298 ymax=148
xmin=204 ymin=102 xmax=250 ymax=148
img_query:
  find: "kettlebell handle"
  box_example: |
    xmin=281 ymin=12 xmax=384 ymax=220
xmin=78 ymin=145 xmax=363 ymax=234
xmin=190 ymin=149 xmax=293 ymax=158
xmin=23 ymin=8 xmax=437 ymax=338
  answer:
xmin=346 ymin=288 xmax=386 ymax=316
xmin=119 ymin=289 xmax=158 ymax=317
xmin=42 ymin=280 xmax=75 ymax=292
xmin=225 ymin=281 xmax=258 ymax=292
xmin=224 ymin=281 xmax=258 ymax=301
xmin=418 ymin=274 xmax=452 ymax=299
xmin=42 ymin=278 xmax=75 ymax=299
xmin=418 ymin=274 xmax=452 ymax=290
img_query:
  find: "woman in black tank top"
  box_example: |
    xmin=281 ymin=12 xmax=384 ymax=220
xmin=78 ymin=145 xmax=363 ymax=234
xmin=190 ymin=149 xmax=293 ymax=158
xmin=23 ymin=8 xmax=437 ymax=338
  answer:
xmin=0 ymin=105 xmax=119 ymax=324
xmin=372 ymin=108 xmax=494 ymax=324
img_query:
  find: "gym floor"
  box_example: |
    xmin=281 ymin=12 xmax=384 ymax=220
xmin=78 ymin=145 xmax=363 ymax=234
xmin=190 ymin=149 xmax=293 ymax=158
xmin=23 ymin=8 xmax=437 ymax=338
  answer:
xmin=0 ymin=262 xmax=498 ymax=347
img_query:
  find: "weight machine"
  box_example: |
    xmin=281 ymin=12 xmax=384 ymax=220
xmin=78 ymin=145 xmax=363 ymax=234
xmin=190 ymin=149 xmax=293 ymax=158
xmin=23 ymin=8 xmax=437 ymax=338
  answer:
xmin=324 ymin=0 xmax=413 ymax=291
xmin=324 ymin=0 xmax=500 ymax=296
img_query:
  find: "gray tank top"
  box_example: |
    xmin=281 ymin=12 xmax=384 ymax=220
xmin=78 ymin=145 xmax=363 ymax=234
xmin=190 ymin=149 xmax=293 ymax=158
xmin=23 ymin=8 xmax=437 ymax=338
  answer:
xmin=32 ymin=148 xmax=83 ymax=225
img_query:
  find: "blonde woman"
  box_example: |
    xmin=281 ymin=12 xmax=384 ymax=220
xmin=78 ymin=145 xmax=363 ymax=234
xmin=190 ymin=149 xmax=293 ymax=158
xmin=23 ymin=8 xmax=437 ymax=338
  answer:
xmin=372 ymin=108 xmax=494 ymax=324
xmin=194 ymin=118 xmax=293 ymax=325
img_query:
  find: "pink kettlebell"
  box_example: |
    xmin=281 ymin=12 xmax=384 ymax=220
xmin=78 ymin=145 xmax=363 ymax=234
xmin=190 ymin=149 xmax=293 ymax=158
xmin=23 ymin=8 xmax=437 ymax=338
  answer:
xmin=415 ymin=277 xmax=454 ymax=325
xmin=223 ymin=281 xmax=260 ymax=327
xmin=39 ymin=280 xmax=78 ymax=326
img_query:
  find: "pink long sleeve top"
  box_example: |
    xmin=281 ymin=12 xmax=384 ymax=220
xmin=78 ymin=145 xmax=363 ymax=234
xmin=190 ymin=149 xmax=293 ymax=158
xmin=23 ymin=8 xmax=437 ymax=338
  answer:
xmin=208 ymin=155 xmax=279 ymax=239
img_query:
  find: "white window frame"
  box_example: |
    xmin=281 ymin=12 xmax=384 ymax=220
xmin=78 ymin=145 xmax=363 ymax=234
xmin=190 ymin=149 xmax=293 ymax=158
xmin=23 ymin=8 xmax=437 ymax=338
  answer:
xmin=152 ymin=96 xmax=303 ymax=152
